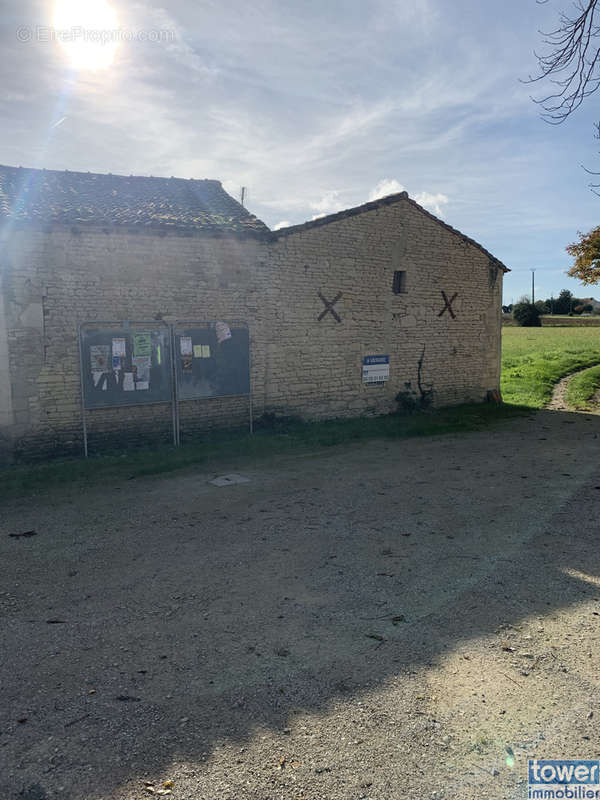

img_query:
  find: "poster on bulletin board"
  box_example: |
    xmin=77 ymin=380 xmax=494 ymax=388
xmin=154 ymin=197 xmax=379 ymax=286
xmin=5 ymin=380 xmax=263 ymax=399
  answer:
xmin=174 ymin=322 xmax=250 ymax=400
xmin=80 ymin=325 xmax=173 ymax=409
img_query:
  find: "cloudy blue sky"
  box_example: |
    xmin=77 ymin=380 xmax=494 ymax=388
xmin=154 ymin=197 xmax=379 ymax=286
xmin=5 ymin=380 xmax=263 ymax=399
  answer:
xmin=2 ymin=0 xmax=600 ymax=301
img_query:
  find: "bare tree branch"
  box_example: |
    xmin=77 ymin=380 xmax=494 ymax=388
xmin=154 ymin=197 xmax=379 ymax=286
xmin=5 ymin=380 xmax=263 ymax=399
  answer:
xmin=580 ymin=121 xmax=600 ymax=192
xmin=525 ymin=0 xmax=600 ymax=123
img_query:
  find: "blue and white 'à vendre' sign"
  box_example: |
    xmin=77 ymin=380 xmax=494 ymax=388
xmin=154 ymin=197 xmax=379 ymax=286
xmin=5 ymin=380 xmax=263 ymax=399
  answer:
xmin=362 ymin=355 xmax=389 ymax=385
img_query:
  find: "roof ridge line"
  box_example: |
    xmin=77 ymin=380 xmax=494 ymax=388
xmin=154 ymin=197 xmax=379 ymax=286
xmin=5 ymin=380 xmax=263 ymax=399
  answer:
xmin=403 ymin=195 xmax=510 ymax=272
xmin=0 ymin=164 xmax=222 ymax=184
xmin=273 ymin=191 xmax=509 ymax=272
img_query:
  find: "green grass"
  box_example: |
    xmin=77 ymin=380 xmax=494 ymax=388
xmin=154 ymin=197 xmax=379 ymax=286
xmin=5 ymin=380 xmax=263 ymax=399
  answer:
xmin=0 ymin=404 xmax=525 ymax=502
xmin=501 ymin=327 xmax=600 ymax=407
xmin=565 ymin=364 xmax=600 ymax=410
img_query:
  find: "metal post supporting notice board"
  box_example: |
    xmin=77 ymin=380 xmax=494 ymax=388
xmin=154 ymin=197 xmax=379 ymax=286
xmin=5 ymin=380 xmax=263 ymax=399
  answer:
xmin=151 ymin=318 xmax=178 ymax=448
xmin=78 ymin=323 xmax=89 ymax=458
xmin=171 ymin=323 xmax=181 ymax=447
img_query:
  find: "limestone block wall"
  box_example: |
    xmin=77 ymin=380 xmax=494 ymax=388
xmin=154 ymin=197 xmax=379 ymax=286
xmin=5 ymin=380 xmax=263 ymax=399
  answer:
xmin=0 ymin=196 xmax=504 ymax=462
xmin=0 ymin=225 xmax=267 ymax=461
xmin=263 ymin=198 xmax=503 ymax=420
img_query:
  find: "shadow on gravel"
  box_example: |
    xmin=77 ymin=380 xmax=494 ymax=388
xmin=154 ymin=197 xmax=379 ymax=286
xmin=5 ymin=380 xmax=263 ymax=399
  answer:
xmin=2 ymin=408 xmax=600 ymax=799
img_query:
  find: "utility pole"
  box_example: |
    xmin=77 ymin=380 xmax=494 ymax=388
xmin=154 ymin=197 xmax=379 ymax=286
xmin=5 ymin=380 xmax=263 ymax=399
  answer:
xmin=530 ymin=269 xmax=536 ymax=305
xmin=240 ymin=187 xmax=246 ymax=207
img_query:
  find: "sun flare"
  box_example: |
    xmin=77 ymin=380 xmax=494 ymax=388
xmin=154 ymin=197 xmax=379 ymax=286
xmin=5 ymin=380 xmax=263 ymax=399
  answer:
xmin=52 ymin=0 xmax=119 ymax=71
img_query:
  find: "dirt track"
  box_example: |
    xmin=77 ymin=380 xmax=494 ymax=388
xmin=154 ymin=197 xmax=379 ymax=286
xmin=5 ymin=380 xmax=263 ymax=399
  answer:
xmin=546 ymin=364 xmax=600 ymax=413
xmin=2 ymin=408 xmax=600 ymax=800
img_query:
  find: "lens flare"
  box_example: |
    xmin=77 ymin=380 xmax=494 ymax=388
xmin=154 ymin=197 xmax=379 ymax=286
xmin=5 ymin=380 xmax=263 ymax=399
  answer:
xmin=52 ymin=0 xmax=119 ymax=70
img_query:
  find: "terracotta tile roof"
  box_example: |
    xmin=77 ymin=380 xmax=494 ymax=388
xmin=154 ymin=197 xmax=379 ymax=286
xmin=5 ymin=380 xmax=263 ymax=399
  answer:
xmin=0 ymin=165 xmax=269 ymax=235
xmin=272 ymin=190 xmax=510 ymax=272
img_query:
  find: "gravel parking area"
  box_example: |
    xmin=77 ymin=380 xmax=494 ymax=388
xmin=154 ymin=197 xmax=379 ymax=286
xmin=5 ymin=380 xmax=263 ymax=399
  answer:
xmin=2 ymin=408 xmax=600 ymax=800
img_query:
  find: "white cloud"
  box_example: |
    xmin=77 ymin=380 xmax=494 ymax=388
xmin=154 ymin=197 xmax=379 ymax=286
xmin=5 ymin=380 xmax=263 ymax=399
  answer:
xmin=273 ymin=220 xmax=291 ymax=230
xmin=413 ymin=191 xmax=449 ymax=217
xmin=309 ymin=190 xmax=345 ymax=215
xmin=368 ymin=178 xmax=405 ymax=201
xmin=2 ymin=0 xmax=591 ymax=303
xmin=132 ymin=5 xmax=220 ymax=78
xmin=368 ymin=180 xmax=448 ymax=217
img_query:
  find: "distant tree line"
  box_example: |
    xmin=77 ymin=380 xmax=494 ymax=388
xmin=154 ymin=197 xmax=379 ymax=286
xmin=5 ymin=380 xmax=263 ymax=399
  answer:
xmin=503 ymin=289 xmax=597 ymax=327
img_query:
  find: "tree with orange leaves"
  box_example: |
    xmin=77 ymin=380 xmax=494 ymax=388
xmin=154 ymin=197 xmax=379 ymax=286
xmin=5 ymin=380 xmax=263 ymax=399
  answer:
xmin=567 ymin=227 xmax=600 ymax=284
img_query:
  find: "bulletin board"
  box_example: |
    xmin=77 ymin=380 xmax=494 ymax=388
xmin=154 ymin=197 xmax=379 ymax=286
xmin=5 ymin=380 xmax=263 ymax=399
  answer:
xmin=173 ymin=322 xmax=250 ymax=400
xmin=77 ymin=320 xmax=252 ymax=457
xmin=79 ymin=323 xmax=173 ymax=409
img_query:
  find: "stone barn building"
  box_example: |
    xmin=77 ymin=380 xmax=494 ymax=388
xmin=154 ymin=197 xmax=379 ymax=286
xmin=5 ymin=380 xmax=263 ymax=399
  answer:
xmin=0 ymin=165 xmax=508 ymax=462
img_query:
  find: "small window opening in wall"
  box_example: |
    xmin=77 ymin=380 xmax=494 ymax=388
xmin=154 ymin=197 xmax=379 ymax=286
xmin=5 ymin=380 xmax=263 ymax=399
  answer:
xmin=393 ymin=270 xmax=407 ymax=294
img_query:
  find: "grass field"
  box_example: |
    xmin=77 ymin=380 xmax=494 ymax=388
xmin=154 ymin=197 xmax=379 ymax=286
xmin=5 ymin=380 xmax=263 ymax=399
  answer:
xmin=540 ymin=316 xmax=600 ymax=327
xmin=565 ymin=364 xmax=600 ymax=410
xmin=502 ymin=315 xmax=600 ymax=327
xmin=502 ymin=327 xmax=600 ymax=407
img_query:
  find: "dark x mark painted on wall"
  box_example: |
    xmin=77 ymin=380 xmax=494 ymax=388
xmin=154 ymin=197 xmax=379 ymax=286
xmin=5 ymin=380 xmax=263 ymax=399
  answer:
xmin=438 ymin=291 xmax=458 ymax=319
xmin=318 ymin=291 xmax=343 ymax=323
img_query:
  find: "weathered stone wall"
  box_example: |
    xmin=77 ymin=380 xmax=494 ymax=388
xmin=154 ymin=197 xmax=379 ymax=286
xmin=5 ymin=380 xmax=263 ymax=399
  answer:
xmin=264 ymin=198 xmax=503 ymax=419
xmin=0 ymin=196 xmax=504 ymax=462
xmin=0 ymin=225 xmax=267 ymax=461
